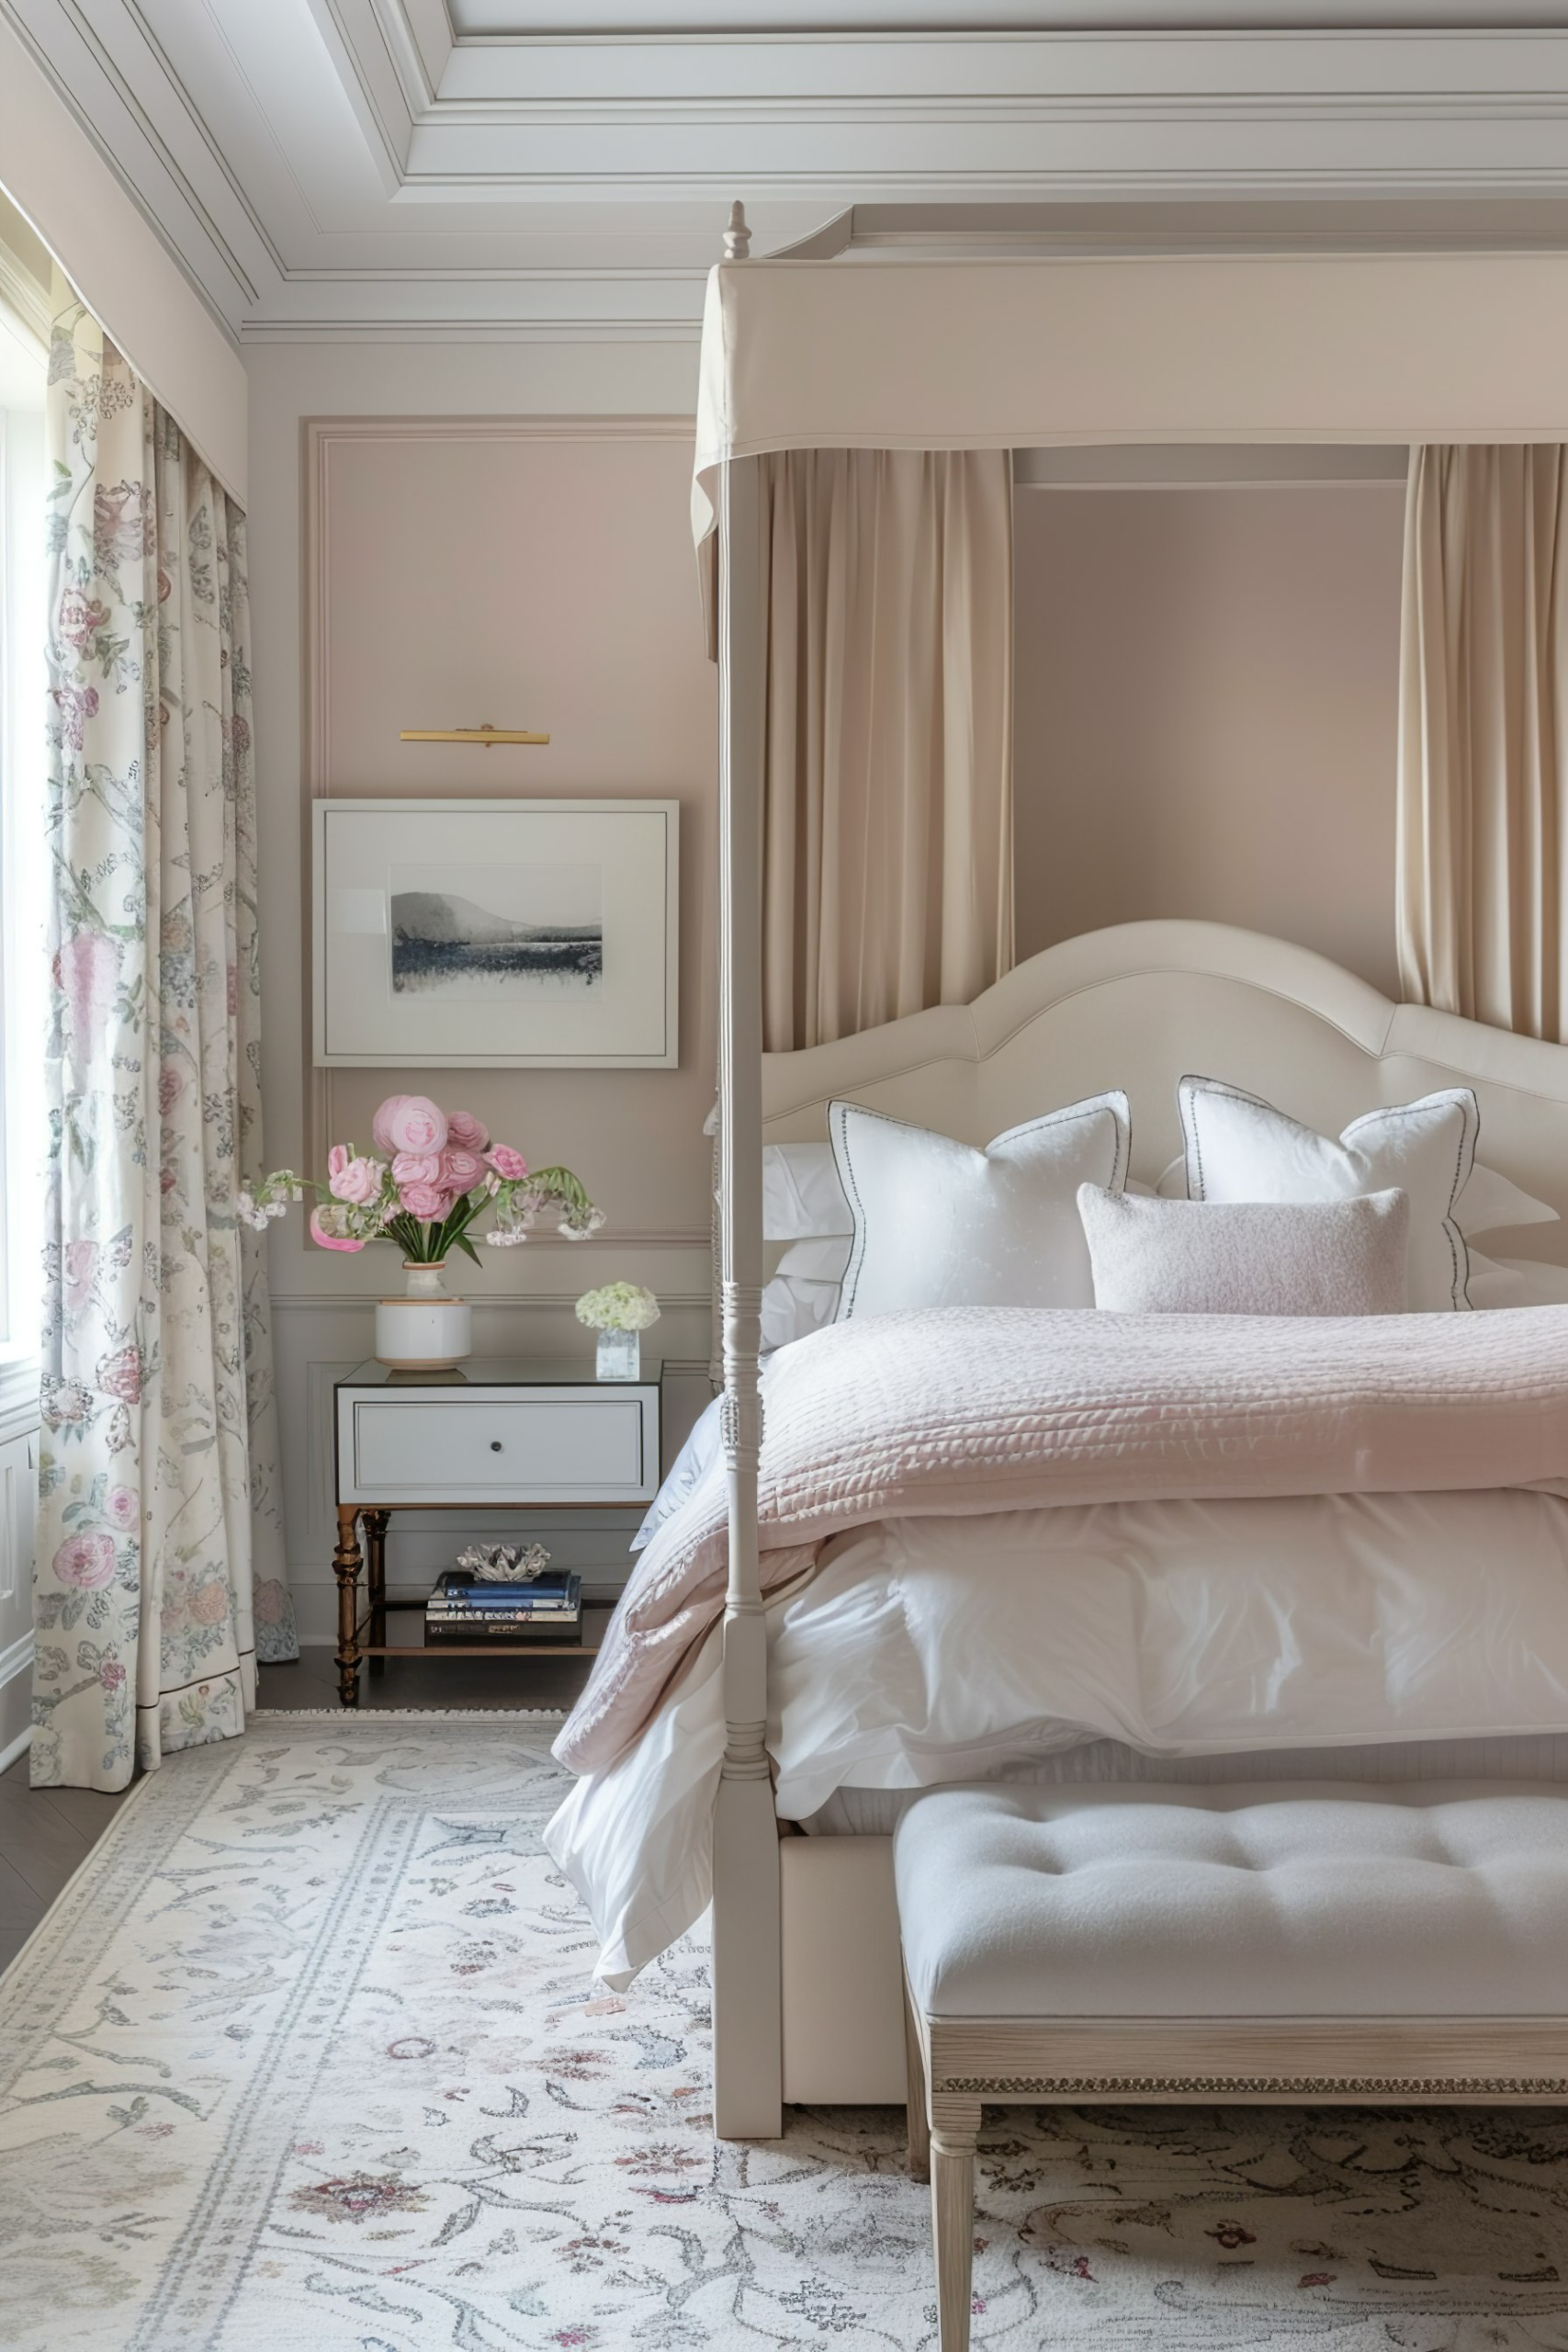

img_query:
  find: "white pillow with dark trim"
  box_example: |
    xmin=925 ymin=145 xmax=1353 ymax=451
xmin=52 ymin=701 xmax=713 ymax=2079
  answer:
xmin=829 ymin=1092 xmax=1131 ymax=1320
xmin=1156 ymin=1143 xmax=1557 ymax=1242
xmin=1176 ymin=1075 xmax=1478 ymax=1312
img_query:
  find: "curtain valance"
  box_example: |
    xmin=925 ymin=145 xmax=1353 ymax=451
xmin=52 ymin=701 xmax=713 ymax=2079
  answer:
xmin=694 ymin=251 xmax=1568 ymax=547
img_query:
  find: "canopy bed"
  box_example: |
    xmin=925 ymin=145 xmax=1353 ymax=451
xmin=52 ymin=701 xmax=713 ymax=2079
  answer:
xmin=547 ymin=213 xmax=1568 ymax=2149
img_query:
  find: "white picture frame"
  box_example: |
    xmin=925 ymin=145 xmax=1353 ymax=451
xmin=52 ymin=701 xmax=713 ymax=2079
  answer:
xmin=312 ymin=797 xmax=680 ymax=1069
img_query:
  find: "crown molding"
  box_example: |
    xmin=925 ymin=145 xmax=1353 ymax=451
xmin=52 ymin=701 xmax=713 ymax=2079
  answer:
xmin=15 ymin=5 xmax=1568 ymax=346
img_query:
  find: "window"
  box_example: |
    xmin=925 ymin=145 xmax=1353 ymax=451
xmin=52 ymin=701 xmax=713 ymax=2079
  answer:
xmin=0 ymin=204 xmax=48 ymax=1399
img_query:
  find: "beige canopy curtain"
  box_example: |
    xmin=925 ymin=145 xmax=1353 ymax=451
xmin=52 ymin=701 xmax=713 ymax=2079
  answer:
xmin=756 ymin=447 xmax=1014 ymax=1052
xmin=1398 ymin=443 xmax=1568 ymax=1042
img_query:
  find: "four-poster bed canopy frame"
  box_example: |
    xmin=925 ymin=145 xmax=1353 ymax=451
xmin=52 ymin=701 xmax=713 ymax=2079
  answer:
xmin=703 ymin=206 xmax=1568 ymax=2140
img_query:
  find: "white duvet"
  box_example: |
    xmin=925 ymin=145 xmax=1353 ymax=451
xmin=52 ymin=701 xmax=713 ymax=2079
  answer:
xmin=546 ymin=1486 xmax=1568 ymax=1984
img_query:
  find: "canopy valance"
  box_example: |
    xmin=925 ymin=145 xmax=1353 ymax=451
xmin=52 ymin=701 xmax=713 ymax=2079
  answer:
xmin=694 ymin=248 xmax=1568 ymax=542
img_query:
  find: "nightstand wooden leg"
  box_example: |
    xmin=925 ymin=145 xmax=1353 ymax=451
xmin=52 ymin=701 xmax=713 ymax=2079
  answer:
xmin=333 ymin=1504 xmax=363 ymax=1708
xmin=365 ymin=1509 xmax=389 ymax=1676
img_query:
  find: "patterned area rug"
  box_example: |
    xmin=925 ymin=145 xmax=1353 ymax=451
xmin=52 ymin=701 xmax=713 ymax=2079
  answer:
xmin=4 ymin=1714 xmax=1568 ymax=2350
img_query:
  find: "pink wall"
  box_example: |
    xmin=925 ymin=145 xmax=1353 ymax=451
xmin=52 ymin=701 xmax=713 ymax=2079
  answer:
xmin=305 ymin=422 xmax=716 ymax=1255
xmin=1013 ymin=484 xmax=1405 ymax=996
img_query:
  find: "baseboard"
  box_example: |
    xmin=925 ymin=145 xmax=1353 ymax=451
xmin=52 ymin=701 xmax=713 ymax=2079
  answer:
xmin=0 ymin=1627 xmax=32 ymax=1774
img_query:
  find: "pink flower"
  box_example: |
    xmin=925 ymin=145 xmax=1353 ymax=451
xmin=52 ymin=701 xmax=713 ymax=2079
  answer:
xmin=376 ymin=1095 xmax=447 ymax=1155
xmin=97 ymin=1346 xmax=141 ymax=1405
xmin=51 ymin=680 xmax=99 ymax=752
xmin=57 ymin=587 xmax=110 ymax=654
xmin=310 ymin=1204 xmax=365 ymax=1254
xmin=390 ymin=1151 xmax=442 ymax=1188
xmin=446 ymin=1110 xmax=490 ymax=1152
xmin=254 ymin=1577 xmax=288 ymax=1626
xmin=94 ymin=478 xmax=148 ymax=565
xmin=397 ymin=1182 xmax=450 ymax=1223
xmin=328 ymin=1146 xmax=383 ymax=1206
xmin=54 ymin=932 xmax=120 ymax=1034
xmin=187 ymin=1579 xmax=229 ymax=1627
xmin=371 ymin=1094 xmax=411 ymax=1154
xmin=439 ymin=1147 xmax=485 ymax=1194
xmin=107 ymin=1486 xmax=138 ymax=1530
xmin=158 ymin=1066 xmax=183 ymax=1117
xmin=63 ymin=1239 xmax=98 ymax=1312
xmin=99 ymin=1658 xmax=126 ymax=1691
xmin=54 ymin=1532 xmax=116 ymax=1590
xmin=486 ymin=1146 xmax=529 ymax=1182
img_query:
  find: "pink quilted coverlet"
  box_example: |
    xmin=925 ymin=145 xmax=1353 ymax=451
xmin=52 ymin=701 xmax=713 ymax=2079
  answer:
xmin=554 ymin=1304 xmax=1568 ymax=1774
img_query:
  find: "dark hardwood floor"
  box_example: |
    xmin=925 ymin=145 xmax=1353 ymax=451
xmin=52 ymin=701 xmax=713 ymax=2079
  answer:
xmin=0 ymin=1644 xmax=593 ymax=1973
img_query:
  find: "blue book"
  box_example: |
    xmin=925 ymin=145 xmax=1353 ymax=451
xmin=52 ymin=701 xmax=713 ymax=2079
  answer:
xmin=436 ymin=1570 xmax=578 ymax=1607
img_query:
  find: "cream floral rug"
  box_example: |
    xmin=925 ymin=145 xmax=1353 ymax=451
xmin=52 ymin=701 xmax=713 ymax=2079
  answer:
xmin=4 ymin=1713 xmax=1568 ymax=2350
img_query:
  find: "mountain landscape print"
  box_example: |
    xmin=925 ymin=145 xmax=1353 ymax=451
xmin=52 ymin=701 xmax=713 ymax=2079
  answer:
xmin=389 ymin=865 xmax=604 ymax=1000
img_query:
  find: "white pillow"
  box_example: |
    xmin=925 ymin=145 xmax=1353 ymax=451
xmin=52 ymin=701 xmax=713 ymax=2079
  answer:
xmin=632 ymin=1394 xmax=721 ymax=1550
xmin=1457 ymin=1161 xmax=1562 ymax=1239
xmin=760 ymin=1252 xmax=846 ymax=1353
xmin=1468 ymin=1250 xmax=1568 ymax=1310
xmin=829 ymin=1092 xmax=1131 ymax=1320
xmin=1077 ymin=1183 xmax=1410 ymax=1317
xmin=1177 ymin=1075 xmax=1477 ymax=1312
xmin=1156 ymin=1145 xmax=1557 ymax=1242
xmin=762 ymin=1143 xmax=852 ymax=1240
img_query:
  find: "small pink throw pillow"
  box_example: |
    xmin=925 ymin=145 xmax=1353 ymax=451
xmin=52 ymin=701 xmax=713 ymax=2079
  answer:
xmin=1077 ymin=1184 xmax=1410 ymax=1317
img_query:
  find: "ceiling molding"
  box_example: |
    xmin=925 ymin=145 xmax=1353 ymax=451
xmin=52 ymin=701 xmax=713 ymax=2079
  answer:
xmin=14 ymin=6 xmax=1568 ymax=345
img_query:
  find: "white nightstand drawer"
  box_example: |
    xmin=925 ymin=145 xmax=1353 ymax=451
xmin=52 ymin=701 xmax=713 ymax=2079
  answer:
xmin=341 ymin=1387 xmax=658 ymax=1505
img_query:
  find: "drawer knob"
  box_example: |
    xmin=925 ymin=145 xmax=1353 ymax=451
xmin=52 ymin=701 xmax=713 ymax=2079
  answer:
xmin=490 ymin=1440 xmax=503 ymax=1453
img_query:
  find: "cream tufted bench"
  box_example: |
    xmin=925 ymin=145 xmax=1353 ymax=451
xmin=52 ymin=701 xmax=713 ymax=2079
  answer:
xmin=894 ymin=1781 xmax=1568 ymax=2352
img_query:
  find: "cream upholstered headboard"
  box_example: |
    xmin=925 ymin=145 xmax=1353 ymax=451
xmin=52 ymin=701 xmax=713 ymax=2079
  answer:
xmin=760 ymin=920 xmax=1568 ymax=1261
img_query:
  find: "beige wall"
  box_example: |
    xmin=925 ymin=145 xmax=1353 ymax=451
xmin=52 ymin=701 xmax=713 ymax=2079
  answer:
xmin=305 ymin=418 xmax=715 ymax=1243
xmin=254 ymin=377 xmax=1407 ymax=1630
xmin=1012 ymin=483 xmax=1405 ymax=996
xmin=245 ymin=342 xmax=706 ymax=1635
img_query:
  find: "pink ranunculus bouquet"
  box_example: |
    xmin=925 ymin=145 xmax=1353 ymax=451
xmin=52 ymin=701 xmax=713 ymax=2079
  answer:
xmin=239 ymin=1094 xmax=603 ymax=1265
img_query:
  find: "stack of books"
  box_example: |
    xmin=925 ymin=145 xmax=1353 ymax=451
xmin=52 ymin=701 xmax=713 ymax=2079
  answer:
xmin=424 ymin=1567 xmax=583 ymax=1646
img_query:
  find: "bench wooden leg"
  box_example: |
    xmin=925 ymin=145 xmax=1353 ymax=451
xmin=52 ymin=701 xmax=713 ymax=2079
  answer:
xmin=904 ymin=1981 xmax=931 ymax=2182
xmin=930 ymin=2094 xmax=981 ymax=2352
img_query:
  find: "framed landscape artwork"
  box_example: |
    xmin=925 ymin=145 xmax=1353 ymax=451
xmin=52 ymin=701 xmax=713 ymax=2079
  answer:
xmin=312 ymin=798 xmax=680 ymax=1068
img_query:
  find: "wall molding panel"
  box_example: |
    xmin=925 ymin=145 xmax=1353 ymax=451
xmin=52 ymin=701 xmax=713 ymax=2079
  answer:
xmin=265 ymin=401 xmax=718 ymax=1601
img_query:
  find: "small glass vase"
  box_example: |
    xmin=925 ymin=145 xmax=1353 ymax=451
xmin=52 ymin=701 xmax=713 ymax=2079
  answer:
xmin=596 ymin=1329 xmax=640 ymax=1382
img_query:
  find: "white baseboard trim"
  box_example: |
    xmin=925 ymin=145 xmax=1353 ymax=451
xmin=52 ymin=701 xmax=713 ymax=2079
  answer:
xmin=0 ymin=1723 xmax=31 ymax=1774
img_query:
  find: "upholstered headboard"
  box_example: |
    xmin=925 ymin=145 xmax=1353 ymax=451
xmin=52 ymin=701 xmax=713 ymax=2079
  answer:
xmin=760 ymin=920 xmax=1568 ymax=1261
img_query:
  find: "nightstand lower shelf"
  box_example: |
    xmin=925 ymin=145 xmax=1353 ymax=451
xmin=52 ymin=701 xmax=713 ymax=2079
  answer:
xmin=354 ymin=1601 xmax=611 ymax=1664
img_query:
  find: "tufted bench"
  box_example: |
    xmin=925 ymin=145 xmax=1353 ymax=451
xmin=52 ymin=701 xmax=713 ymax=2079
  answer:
xmin=894 ymin=1781 xmax=1568 ymax=2352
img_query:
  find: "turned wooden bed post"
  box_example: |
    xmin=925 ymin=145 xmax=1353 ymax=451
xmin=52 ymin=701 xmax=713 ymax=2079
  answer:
xmin=713 ymin=434 xmax=783 ymax=2139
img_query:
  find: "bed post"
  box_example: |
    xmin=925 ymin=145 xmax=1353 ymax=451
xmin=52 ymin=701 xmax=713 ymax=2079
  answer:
xmin=713 ymin=444 xmax=782 ymax=2141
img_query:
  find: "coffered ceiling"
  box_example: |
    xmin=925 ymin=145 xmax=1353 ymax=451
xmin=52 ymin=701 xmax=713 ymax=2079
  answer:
xmin=8 ymin=0 xmax=1568 ymax=345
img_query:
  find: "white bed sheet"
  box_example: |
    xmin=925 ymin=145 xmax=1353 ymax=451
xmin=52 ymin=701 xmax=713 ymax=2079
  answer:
xmin=545 ymin=1487 xmax=1568 ymax=1986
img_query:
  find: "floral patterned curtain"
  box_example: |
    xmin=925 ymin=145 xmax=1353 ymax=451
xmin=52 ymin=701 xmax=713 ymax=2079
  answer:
xmin=33 ymin=305 xmax=295 ymax=1792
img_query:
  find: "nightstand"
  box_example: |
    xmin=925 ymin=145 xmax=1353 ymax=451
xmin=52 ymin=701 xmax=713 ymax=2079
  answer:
xmin=332 ymin=1355 xmax=661 ymax=1706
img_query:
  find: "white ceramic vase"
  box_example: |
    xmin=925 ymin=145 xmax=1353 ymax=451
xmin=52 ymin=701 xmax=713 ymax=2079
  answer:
xmin=596 ymin=1329 xmax=640 ymax=1382
xmin=375 ymin=1261 xmax=472 ymax=1371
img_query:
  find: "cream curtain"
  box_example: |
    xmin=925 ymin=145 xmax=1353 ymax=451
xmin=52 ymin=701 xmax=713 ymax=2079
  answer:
xmin=758 ymin=448 xmax=1014 ymax=1052
xmin=1397 ymin=443 xmax=1568 ymax=1040
xmin=34 ymin=305 xmax=293 ymax=1790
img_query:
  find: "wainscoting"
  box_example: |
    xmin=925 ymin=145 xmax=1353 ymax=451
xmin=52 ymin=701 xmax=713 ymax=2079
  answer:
xmin=0 ymin=1413 xmax=38 ymax=1773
